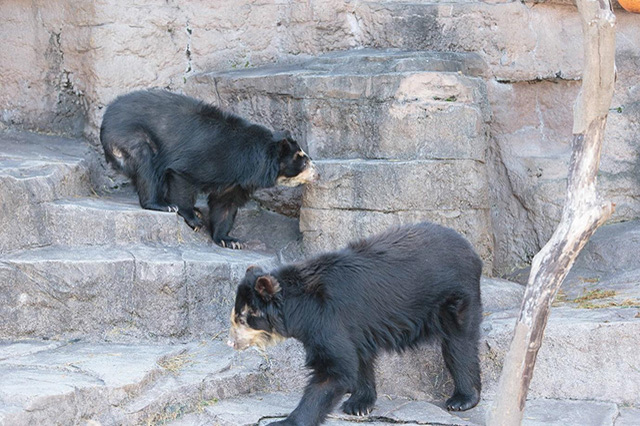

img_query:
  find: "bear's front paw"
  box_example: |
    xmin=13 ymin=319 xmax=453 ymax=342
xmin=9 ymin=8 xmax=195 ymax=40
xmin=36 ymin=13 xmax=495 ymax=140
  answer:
xmin=446 ymin=391 xmax=480 ymax=411
xmin=342 ymin=398 xmax=375 ymax=417
xmin=217 ymin=237 xmax=244 ymax=250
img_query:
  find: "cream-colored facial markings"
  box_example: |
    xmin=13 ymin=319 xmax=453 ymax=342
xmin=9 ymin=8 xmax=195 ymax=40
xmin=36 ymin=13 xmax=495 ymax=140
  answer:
xmin=277 ymin=152 xmax=319 ymax=187
xmin=227 ymin=306 xmax=286 ymax=351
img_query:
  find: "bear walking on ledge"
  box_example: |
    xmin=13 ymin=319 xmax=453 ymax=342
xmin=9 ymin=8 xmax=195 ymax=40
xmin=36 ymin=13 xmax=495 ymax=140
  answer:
xmin=228 ymin=222 xmax=483 ymax=425
xmin=100 ymin=89 xmax=318 ymax=249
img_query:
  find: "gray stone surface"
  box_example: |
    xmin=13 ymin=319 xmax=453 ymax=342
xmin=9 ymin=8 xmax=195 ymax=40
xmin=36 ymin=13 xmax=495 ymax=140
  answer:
xmin=556 ymin=220 xmax=640 ymax=308
xmin=300 ymin=207 xmax=494 ymax=274
xmin=0 ymin=245 xmax=276 ymax=340
xmin=187 ymin=49 xmax=489 ymax=162
xmin=303 ymin=160 xmax=489 ymax=211
xmin=42 ymin=194 xmax=301 ymax=252
xmin=456 ymin=398 xmax=619 ymax=426
xmin=170 ymin=391 xmax=631 ymax=426
xmin=188 ymin=50 xmax=496 ymax=272
xmin=299 ymin=158 xmax=492 ymax=270
xmin=3 ymin=0 xmax=639 ymax=137
xmin=253 ymin=186 xmax=304 ymax=218
xmin=486 ymin=77 xmax=640 ymax=273
xmin=355 ymin=2 xmax=586 ymax=82
xmin=570 ymin=220 xmax=640 ymax=275
xmin=0 ymin=130 xmax=301 ymax=341
xmin=482 ymin=307 xmax=640 ymax=405
xmin=1 ymin=3 xmax=638 ymax=424
xmin=479 ymin=277 xmax=524 ymax=312
xmin=0 ymin=131 xmax=94 ymax=254
xmin=0 ymin=339 xmax=267 ymax=426
xmin=523 ymin=399 xmax=618 ymax=425
xmin=170 ymin=392 xmax=476 ymax=426
xmin=43 ymin=197 xmax=211 ymax=247
xmin=3 ymin=0 xmax=639 ymax=279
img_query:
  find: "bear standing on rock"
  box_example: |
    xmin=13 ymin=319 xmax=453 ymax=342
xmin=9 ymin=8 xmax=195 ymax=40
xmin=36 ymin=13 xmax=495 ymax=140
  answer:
xmin=100 ymin=89 xmax=318 ymax=249
xmin=228 ymin=222 xmax=483 ymax=425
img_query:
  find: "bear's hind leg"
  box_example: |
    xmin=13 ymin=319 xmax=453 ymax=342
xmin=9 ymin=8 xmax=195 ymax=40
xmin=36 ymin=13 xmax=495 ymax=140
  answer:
xmin=342 ymin=356 xmax=377 ymax=416
xmin=128 ymin=142 xmax=177 ymax=213
xmin=440 ymin=296 xmax=482 ymax=412
xmin=441 ymin=334 xmax=481 ymax=411
xmin=207 ymin=188 xmax=249 ymax=249
xmin=166 ymin=172 xmax=203 ymax=230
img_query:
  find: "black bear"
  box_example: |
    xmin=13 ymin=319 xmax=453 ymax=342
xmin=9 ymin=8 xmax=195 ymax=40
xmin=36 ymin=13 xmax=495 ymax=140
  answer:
xmin=100 ymin=89 xmax=318 ymax=248
xmin=228 ymin=222 xmax=483 ymax=425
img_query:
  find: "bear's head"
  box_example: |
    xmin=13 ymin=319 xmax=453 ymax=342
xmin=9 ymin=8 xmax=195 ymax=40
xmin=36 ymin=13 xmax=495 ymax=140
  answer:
xmin=273 ymin=130 xmax=319 ymax=187
xmin=228 ymin=265 xmax=286 ymax=351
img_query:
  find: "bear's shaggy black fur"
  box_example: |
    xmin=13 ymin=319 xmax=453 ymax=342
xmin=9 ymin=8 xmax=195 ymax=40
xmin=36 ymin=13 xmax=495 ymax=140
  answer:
xmin=100 ymin=89 xmax=318 ymax=248
xmin=228 ymin=222 xmax=483 ymax=425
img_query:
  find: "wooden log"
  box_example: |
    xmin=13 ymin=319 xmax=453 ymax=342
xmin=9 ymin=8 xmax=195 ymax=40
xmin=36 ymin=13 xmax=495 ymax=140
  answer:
xmin=486 ymin=0 xmax=616 ymax=424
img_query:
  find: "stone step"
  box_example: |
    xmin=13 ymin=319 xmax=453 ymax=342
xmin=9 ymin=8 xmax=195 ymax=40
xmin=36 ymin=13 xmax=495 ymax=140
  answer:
xmin=168 ymin=391 xmax=630 ymax=426
xmin=41 ymin=194 xmax=301 ymax=253
xmin=0 ymin=245 xmax=277 ymax=340
xmin=186 ymin=51 xmax=493 ymax=271
xmin=43 ymin=196 xmax=211 ymax=247
xmin=479 ymin=305 xmax=640 ymax=405
xmin=299 ymin=159 xmax=493 ymax=271
xmin=0 ymin=130 xmax=301 ymax=254
xmin=168 ymin=391 xmax=476 ymax=426
xmin=0 ymin=339 xmax=268 ymax=426
xmin=0 ymin=130 xmax=95 ymax=254
xmin=186 ymin=49 xmax=489 ymax=161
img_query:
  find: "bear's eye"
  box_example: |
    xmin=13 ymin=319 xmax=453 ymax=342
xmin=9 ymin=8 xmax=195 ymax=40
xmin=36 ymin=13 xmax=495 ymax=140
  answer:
xmin=238 ymin=317 xmax=247 ymax=326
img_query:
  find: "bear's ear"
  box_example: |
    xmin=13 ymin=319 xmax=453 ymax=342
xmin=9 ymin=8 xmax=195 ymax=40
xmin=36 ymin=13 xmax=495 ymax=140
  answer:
xmin=246 ymin=265 xmax=264 ymax=275
xmin=278 ymin=138 xmax=294 ymax=156
xmin=255 ymin=275 xmax=281 ymax=301
xmin=273 ymin=129 xmax=292 ymax=142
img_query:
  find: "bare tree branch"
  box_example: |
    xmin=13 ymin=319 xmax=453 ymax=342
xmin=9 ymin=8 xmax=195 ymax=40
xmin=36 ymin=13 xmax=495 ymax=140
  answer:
xmin=486 ymin=0 xmax=616 ymax=423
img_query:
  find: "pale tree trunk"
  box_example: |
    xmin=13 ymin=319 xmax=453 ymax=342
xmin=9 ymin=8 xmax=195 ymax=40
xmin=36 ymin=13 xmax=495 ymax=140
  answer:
xmin=486 ymin=0 xmax=616 ymax=424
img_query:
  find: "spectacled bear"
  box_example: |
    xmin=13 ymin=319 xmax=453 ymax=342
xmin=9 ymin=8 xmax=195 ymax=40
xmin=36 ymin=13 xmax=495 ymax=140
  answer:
xmin=228 ymin=222 xmax=483 ymax=425
xmin=100 ymin=89 xmax=318 ymax=249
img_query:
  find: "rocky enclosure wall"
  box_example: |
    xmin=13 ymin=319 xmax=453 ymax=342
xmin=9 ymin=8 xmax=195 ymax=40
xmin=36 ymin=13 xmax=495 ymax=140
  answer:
xmin=1 ymin=0 xmax=359 ymax=137
xmin=2 ymin=0 xmax=639 ymax=275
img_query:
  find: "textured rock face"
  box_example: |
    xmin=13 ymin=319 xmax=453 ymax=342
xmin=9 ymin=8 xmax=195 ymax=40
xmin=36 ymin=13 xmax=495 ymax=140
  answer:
xmin=174 ymin=392 xmax=622 ymax=426
xmin=2 ymin=3 xmax=640 ymax=423
xmin=2 ymin=130 xmax=640 ymax=422
xmin=0 ymin=340 xmax=268 ymax=426
xmin=1 ymin=0 xmax=359 ymax=138
xmin=3 ymin=0 xmax=638 ymax=133
xmin=3 ymin=1 xmax=639 ymax=275
xmin=187 ymin=50 xmax=494 ymax=270
xmin=191 ymin=50 xmax=488 ymax=159
xmin=299 ymin=159 xmax=493 ymax=264
xmin=487 ymin=71 xmax=640 ymax=272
